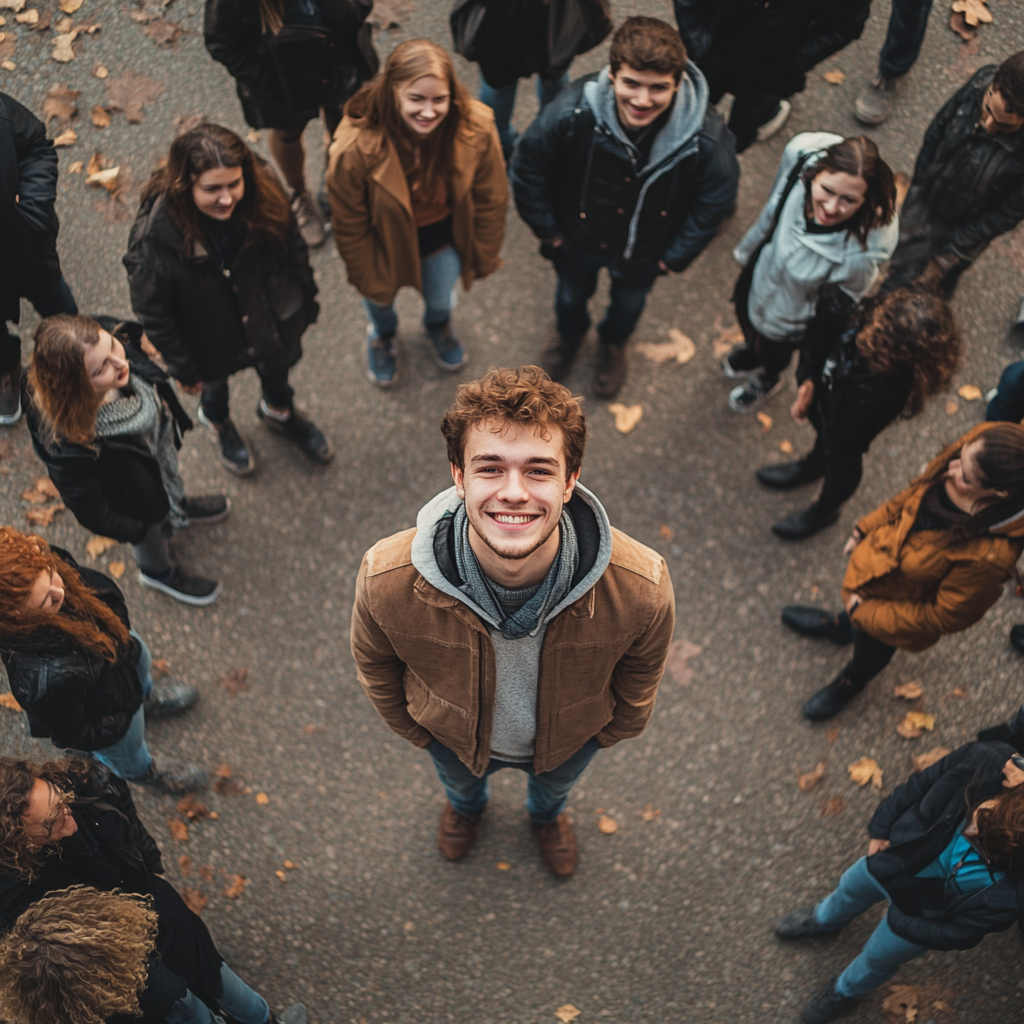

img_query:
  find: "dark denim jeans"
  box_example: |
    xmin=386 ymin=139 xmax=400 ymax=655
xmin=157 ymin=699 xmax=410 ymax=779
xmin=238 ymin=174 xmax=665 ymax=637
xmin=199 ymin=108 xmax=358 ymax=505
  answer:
xmin=878 ymin=0 xmax=934 ymax=79
xmin=200 ymin=367 xmax=294 ymax=424
xmin=0 ymin=275 xmax=78 ymax=373
xmin=427 ymin=736 xmax=601 ymax=825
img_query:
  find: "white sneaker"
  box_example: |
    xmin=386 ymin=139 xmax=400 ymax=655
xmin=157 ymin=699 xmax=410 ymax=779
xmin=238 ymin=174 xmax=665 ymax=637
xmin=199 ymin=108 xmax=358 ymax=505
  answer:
xmin=756 ymin=100 xmax=792 ymax=143
xmin=290 ymin=191 xmax=326 ymax=248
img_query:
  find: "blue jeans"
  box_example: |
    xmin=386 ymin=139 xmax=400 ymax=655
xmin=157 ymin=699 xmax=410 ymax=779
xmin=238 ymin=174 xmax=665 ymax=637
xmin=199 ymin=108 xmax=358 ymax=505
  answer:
xmin=363 ymin=245 xmax=461 ymax=338
xmin=166 ymin=964 xmax=268 ymax=1024
xmin=878 ymin=0 xmax=934 ymax=79
xmin=479 ymin=71 xmax=569 ymax=156
xmin=814 ymin=856 xmax=928 ymax=1000
xmin=550 ymin=244 xmax=659 ymax=345
xmin=986 ymin=359 xmax=1024 ymax=424
xmin=92 ymin=631 xmax=154 ymax=781
xmin=0 ymin=275 xmax=78 ymax=373
xmin=427 ymin=736 xmax=601 ymax=825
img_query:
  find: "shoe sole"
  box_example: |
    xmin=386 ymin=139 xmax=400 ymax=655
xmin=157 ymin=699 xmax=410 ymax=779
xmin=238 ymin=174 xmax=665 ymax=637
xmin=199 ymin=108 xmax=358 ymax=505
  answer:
xmin=138 ymin=572 xmax=222 ymax=606
xmin=728 ymin=379 xmax=784 ymax=413
xmin=0 ymin=402 xmax=22 ymax=426
xmin=184 ymin=497 xmax=232 ymax=527
xmin=366 ymin=368 xmax=397 ymax=388
xmin=429 ymin=348 xmax=469 ymax=373
xmin=196 ymin=409 xmax=257 ymax=476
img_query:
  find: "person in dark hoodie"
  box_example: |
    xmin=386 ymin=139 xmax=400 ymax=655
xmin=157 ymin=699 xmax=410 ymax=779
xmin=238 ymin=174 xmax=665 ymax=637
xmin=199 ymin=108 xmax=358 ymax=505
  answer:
xmin=350 ymin=366 xmax=675 ymax=877
xmin=511 ymin=16 xmax=739 ymax=399
xmin=776 ymin=742 xmax=1024 ymax=1024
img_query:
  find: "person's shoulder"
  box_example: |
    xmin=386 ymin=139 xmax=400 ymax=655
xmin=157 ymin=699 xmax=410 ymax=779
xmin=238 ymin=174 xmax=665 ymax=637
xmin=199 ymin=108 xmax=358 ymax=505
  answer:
xmin=783 ymin=131 xmax=842 ymax=162
xmin=362 ymin=528 xmax=417 ymax=578
xmin=606 ymin=528 xmax=668 ymax=588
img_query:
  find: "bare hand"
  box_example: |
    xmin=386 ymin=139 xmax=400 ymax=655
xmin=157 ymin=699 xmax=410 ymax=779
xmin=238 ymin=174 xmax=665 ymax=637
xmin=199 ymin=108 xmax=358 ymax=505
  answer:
xmin=867 ymin=838 xmax=890 ymax=856
xmin=842 ymin=528 xmax=863 ymax=558
xmin=791 ymin=380 xmax=815 ymax=424
xmin=658 ymin=260 xmax=670 ymax=273
xmin=548 ymin=236 xmax=564 ymax=248
xmin=178 ymin=381 xmax=203 ymax=396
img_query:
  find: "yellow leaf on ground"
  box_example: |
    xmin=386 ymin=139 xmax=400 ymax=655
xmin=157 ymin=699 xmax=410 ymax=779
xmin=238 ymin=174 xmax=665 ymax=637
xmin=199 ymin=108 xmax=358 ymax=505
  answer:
xmin=255 ymin=792 xmax=270 ymax=805
xmin=945 ymin=399 xmax=959 ymax=415
xmin=641 ymin=804 xmax=661 ymax=821
xmin=912 ymin=747 xmax=951 ymax=773
xmin=0 ymin=60 xmax=14 ymax=71
xmin=496 ymin=861 xmax=510 ymax=870
xmin=52 ymin=30 xmax=79 ymax=63
xmin=59 ymin=0 xmax=82 ymax=11
xmin=247 ymin=128 xmax=260 ymax=142
xmin=779 ymin=439 xmax=793 ymax=453
xmin=636 ymin=328 xmax=695 ymax=365
xmin=951 ymin=0 xmax=993 ymax=27
xmin=756 ymin=411 xmax=772 ymax=432
xmin=849 ymin=758 xmax=883 ymax=790
xmin=107 ymin=560 xmax=125 ymax=578
xmin=893 ymin=681 xmax=924 ymax=700
xmin=222 ymin=874 xmax=247 ymax=898
xmin=822 ymin=70 xmax=845 ymax=84
xmin=25 ymin=504 xmax=65 ymax=526
xmin=0 ymin=693 xmax=23 ymax=711
xmin=554 ymin=1007 xmax=581 ymax=1024
xmin=15 ymin=10 xmax=39 ymax=24
xmin=90 ymin=105 xmax=110 ymax=127
xmin=68 ymin=159 xmax=83 ymax=172
xmin=93 ymin=63 xmax=107 ymax=77
xmin=167 ymin=818 xmax=189 ymax=842
xmin=897 ymin=711 xmax=936 ymax=739
xmin=958 ymin=384 xmax=982 ymax=401
xmin=597 ymin=814 xmax=618 ymax=834
xmin=797 ymin=761 xmax=826 ymax=792
xmin=55 ymin=129 xmax=79 ymax=147
xmin=21 ymin=477 xmax=60 ymax=503
xmin=275 ymin=870 xmax=287 ymax=882
xmin=607 ymin=403 xmax=642 ymax=434
xmin=894 ymin=171 xmax=911 ymax=212
xmin=86 ymin=535 xmax=117 ymax=559
xmin=0 ymin=0 xmax=26 ymax=12
xmin=151 ymin=658 xmax=170 ymax=677
xmin=711 ymin=320 xmax=744 ymax=358
xmin=85 ymin=165 xmax=119 ymax=190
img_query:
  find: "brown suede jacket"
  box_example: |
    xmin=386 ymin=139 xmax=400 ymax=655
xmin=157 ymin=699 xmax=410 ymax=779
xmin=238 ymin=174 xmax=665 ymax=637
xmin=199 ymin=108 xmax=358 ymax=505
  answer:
xmin=350 ymin=507 xmax=675 ymax=776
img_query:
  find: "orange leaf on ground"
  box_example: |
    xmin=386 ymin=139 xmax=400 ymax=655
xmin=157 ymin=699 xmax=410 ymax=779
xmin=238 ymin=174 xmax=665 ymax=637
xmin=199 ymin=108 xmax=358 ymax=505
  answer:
xmin=636 ymin=328 xmax=695 ymax=365
xmin=283 ymin=860 xmax=299 ymax=869
xmin=496 ymin=862 xmax=511 ymax=870
xmin=597 ymin=814 xmax=618 ymax=834
xmin=554 ymin=1007 xmax=581 ymax=1024
xmin=255 ymin=792 xmax=269 ymax=805
xmin=893 ymin=682 xmax=923 ymax=700
xmin=822 ymin=70 xmax=845 ymax=84
xmin=198 ymin=865 xmax=214 ymax=882
xmin=275 ymin=870 xmax=287 ymax=882
xmin=659 ymin=524 xmax=673 ymax=541
xmin=222 ymin=874 xmax=247 ymax=898
xmin=214 ymin=762 xmax=231 ymax=778
xmin=945 ymin=399 xmax=959 ymax=416
xmin=107 ymin=560 xmax=125 ymax=578
xmin=820 ymin=795 xmax=846 ymax=818
xmin=825 ymin=724 xmax=841 ymax=744
xmin=218 ymin=667 xmax=249 ymax=696
xmin=53 ymin=128 xmax=78 ymax=146
xmin=756 ymin=411 xmax=772 ymax=432
xmin=779 ymin=440 xmax=793 ymax=453
xmin=93 ymin=63 xmax=108 ymax=77
xmin=711 ymin=318 xmax=744 ymax=357
xmin=607 ymin=402 xmax=642 ymax=434
xmin=105 ymin=69 xmax=164 ymax=122
xmin=166 ymin=818 xmax=188 ymax=842
xmin=912 ymin=747 xmax=951 ymax=773
xmin=151 ymin=658 xmax=170 ymax=677
xmin=848 ymin=758 xmax=883 ymax=789
xmin=182 ymin=888 xmax=207 ymax=915
xmin=641 ymin=804 xmax=662 ymax=821
xmin=0 ymin=693 xmax=23 ymax=711
xmin=178 ymin=854 xmax=192 ymax=877
xmin=897 ymin=711 xmax=935 ymax=739
xmin=951 ymin=0 xmax=992 ymax=27
xmin=86 ymin=535 xmax=117 ymax=559
xmin=797 ymin=761 xmax=826 ymax=792
xmin=42 ymin=83 xmax=79 ymax=126
xmin=958 ymin=384 xmax=983 ymax=401
xmin=176 ymin=795 xmax=212 ymax=822
xmin=21 ymin=477 xmax=60 ymax=503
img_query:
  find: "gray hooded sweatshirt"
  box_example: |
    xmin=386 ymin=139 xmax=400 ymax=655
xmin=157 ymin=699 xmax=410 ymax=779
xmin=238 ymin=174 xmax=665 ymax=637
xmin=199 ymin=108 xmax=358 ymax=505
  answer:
xmin=411 ymin=483 xmax=613 ymax=762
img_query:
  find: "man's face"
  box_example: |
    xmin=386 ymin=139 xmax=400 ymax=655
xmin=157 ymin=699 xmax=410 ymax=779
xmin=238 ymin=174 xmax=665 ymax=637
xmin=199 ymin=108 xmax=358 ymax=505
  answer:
xmin=980 ymin=86 xmax=1024 ymax=135
xmin=610 ymin=64 xmax=680 ymax=130
xmin=452 ymin=418 xmax=579 ymax=563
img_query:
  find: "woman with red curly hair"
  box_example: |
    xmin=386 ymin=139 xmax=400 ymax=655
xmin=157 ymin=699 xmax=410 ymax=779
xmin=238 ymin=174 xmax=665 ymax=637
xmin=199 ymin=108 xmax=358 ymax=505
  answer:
xmin=0 ymin=528 xmax=205 ymax=794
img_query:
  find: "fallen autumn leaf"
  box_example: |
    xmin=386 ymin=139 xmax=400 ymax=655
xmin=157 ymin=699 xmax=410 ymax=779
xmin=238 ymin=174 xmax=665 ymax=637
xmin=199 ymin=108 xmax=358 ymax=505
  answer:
xmin=182 ymin=887 xmax=207 ymax=915
xmin=958 ymin=384 xmax=982 ymax=401
xmin=107 ymin=560 xmax=125 ymax=578
xmin=893 ymin=681 xmax=924 ymax=700
xmin=0 ymin=693 xmax=23 ymax=711
xmin=797 ymin=761 xmax=826 ymax=792
xmin=756 ymin=411 xmax=772 ymax=432
xmin=554 ymin=1006 xmax=581 ymax=1024
xmin=218 ymin=667 xmax=249 ymax=695
xmin=607 ymin=403 xmax=642 ymax=434
xmin=822 ymin=69 xmax=845 ymax=84
xmin=90 ymin=105 xmax=110 ymax=127
xmin=848 ymin=758 xmax=883 ymax=790
xmin=85 ymin=534 xmax=117 ymax=559
xmin=912 ymin=747 xmax=951 ymax=773
xmin=597 ymin=814 xmax=618 ymax=834
xmin=166 ymin=818 xmax=189 ymax=842
xmin=951 ymin=0 xmax=992 ymax=27
xmin=820 ymin=795 xmax=846 ymax=818
xmin=897 ymin=711 xmax=936 ymax=739
xmin=221 ymin=874 xmax=247 ymax=898
xmin=636 ymin=328 xmax=695 ymax=364
xmin=25 ymin=504 xmax=65 ymax=526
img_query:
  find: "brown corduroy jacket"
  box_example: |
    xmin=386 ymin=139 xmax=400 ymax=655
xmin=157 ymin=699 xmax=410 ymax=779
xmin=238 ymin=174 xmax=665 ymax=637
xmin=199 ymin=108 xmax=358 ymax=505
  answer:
xmin=350 ymin=525 xmax=675 ymax=776
xmin=843 ymin=423 xmax=1024 ymax=652
xmin=326 ymin=99 xmax=509 ymax=305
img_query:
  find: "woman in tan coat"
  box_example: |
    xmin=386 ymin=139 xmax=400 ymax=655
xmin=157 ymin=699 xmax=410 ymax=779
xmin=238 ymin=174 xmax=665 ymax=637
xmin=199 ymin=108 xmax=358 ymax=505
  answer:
xmin=327 ymin=38 xmax=509 ymax=388
xmin=782 ymin=422 xmax=1024 ymax=720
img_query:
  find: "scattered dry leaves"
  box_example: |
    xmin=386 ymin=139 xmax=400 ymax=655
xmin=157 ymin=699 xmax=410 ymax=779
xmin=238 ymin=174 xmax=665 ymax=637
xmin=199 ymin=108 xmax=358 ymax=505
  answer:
xmin=178 ymin=854 xmax=192 ymax=877
xmin=597 ymin=814 xmax=618 ymax=834
xmin=849 ymin=758 xmax=883 ymax=790
xmin=43 ymin=83 xmax=79 ymax=127
xmin=21 ymin=477 xmax=60 ymax=503
xmin=756 ymin=411 xmax=772 ymax=432
xmin=957 ymin=384 xmax=982 ymax=401
xmin=105 ymin=69 xmax=164 ymax=122
xmin=90 ymin=105 xmax=110 ymax=127
xmin=182 ymin=887 xmax=207 ymax=915
xmin=641 ymin=804 xmax=661 ymax=821
xmin=951 ymin=0 xmax=992 ymax=27
xmin=85 ymin=534 xmax=117 ymax=558
xmin=0 ymin=693 xmax=23 ymax=712
xmin=198 ymin=864 xmax=214 ymax=882
xmin=222 ymin=874 xmax=247 ymax=898
xmin=176 ymin=795 xmax=213 ymax=822
xmin=151 ymin=658 xmax=170 ymax=677
xmin=554 ymin=1006 xmax=581 ymax=1024
xmin=53 ymin=129 xmax=77 ymax=147
xmin=826 ymin=724 xmax=841 ymax=744
xmin=881 ymin=983 xmax=920 ymax=1023
xmin=893 ymin=681 xmax=924 ymax=700
xmin=255 ymin=792 xmax=269 ymax=805
xmin=107 ymin=560 xmax=125 ymax=578
xmin=213 ymin=765 xmax=249 ymax=796
xmin=912 ymin=747 xmax=951 ymax=773
xmin=945 ymin=399 xmax=959 ymax=416
xmin=820 ymin=795 xmax=846 ymax=818
xmin=51 ymin=30 xmax=78 ymax=63
xmin=949 ymin=10 xmax=977 ymax=40
xmin=797 ymin=761 xmax=826 ymax=792
xmin=779 ymin=439 xmax=793 ymax=453
xmin=607 ymin=402 xmax=642 ymax=434
xmin=15 ymin=9 xmax=38 ymax=24
xmin=218 ymin=667 xmax=249 ymax=695
xmin=167 ymin=818 xmax=189 ymax=842
xmin=822 ymin=70 xmax=845 ymax=84
xmin=665 ymin=638 xmax=702 ymax=686
xmin=59 ymin=0 xmax=83 ymax=12
xmin=897 ymin=711 xmax=936 ymax=739
xmin=0 ymin=0 xmax=26 ymax=12
xmin=25 ymin=504 xmax=65 ymax=526
xmin=636 ymin=328 xmax=695 ymax=364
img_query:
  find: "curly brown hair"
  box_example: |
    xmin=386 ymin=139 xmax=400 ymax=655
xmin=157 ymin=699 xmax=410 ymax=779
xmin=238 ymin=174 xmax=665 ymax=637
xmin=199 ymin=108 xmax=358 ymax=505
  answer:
xmin=0 ymin=527 xmax=130 ymax=663
xmin=0 ymin=885 xmax=157 ymax=1024
xmin=0 ymin=757 xmax=89 ymax=881
xmin=970 ymin=782 xmax=1024 ymax=876
xmin=856 ymin=289 xmax=961 ymax=417
xmin=441 ymin=365 xmax=588 ymax=479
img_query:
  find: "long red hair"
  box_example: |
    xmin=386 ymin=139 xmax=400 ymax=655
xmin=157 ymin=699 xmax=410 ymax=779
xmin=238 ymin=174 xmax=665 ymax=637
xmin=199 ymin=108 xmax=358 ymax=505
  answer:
xmin=0 ymin=528 xmax=129 ymax=662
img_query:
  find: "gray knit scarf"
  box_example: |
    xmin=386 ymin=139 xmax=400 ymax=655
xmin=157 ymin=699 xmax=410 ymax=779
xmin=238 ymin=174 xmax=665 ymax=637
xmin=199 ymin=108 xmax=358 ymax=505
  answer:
xmin=452 ymin=504 xmax=579 ymax=640
xmin=94 ymin=376 xmax=187 ymax=528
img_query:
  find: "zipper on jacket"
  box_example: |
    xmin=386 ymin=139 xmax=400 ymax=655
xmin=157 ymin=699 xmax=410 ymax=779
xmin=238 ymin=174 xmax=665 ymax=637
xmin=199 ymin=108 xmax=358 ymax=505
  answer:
xmin=474 ymin=634 xmax=487 ymax=771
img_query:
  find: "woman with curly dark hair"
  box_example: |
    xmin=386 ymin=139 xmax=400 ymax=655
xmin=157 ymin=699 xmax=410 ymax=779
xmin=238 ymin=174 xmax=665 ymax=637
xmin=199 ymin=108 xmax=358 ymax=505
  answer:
xmin=0 ymin=758 xmax=305 ymax=1024
xmin=124 ymin=123 xmax=332 ymax=476
xmin=757 ymin=286 xmax=961 ymax=539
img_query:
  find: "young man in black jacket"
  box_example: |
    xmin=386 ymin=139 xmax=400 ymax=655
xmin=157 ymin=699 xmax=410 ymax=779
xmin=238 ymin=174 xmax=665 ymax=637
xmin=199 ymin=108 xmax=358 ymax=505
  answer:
xmin=884 ymin=51 xmax=1024 ymax=299
xmin=511 ymin=16 xmax=738 ymax=399
xmin=0 ymin=91 xmax=78 ymax=426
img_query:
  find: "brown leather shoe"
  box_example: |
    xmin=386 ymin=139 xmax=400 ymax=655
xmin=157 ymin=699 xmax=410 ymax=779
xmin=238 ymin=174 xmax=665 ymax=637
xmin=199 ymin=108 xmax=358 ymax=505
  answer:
xmin=539 ymin=331 xmax=585 ymax=382
xmin=532 ymin=813 xmax=578 ymax=877
xmin=593 ymin=341 xmax=627 ymax=399
xmin=438 ymin=801 xmax=480 ymax=861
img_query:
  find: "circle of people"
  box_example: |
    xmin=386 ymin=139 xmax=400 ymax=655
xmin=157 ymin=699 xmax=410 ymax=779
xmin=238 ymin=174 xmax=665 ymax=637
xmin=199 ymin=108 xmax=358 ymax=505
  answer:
xmin=2 ymin=6 xmax=1024 ymax=1024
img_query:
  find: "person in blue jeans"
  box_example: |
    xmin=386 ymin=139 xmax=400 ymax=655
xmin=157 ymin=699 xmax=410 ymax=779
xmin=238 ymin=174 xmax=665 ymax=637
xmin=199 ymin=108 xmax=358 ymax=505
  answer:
xmin=775 ymin=742 xmax=1024 ymax=1024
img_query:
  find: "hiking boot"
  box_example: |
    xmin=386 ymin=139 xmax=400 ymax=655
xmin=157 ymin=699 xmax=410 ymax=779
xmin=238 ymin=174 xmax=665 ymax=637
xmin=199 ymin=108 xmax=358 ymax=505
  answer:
xmin=428 ymin=323 xmax=468 ymax=372
xmin=775 ymin=904 xmax=835 ymax=939
xmin=532 ymin=813 xmax=578 ymax=877
xmin=800 ymin=978 xmax=859 ymax=1024
xmin=182 ymin=494 xmax=231 ymax=526
xmin=197 ymin=408 xmax=256 ymax=476
xmin=772 ymin=503 xmax=840 ymax=541
xmin=290 ymin=190 xmax=326 ymax=248
xmin=721 ymin=343 xmax=759 ymax=379
xmin=438 ymin=801 xmax=480 ymax=861
xmin=756 ymin=459 xmax=823 ymax=490
xmin=366 ymin=324 xmax=397 ymax=388
xmin=138 ymin=566 xmax=221 ymax=607
xmin=728 ymin=373 xmax=783 ymax=413
xmin=131 ymin=759 xmax=209 ymax=794
xmin=539 ymin=331 xmax=585 ymax=382
xmin=0 ymin=366 xmax=21 ymax=425
xmin=257 ymin=400 xmax=334 ymax=463
xmin=593 ymin=341 xmax=628 ymax=399
xmin=144 ymin=683 xmax=200 ymax=720
xmin=854 ymin=74 xmax=900 ymax=126
xmin=755 ymin=99 xmax=791 ymax=143
xmin=802 ymin=673 xmax=866 ymax=721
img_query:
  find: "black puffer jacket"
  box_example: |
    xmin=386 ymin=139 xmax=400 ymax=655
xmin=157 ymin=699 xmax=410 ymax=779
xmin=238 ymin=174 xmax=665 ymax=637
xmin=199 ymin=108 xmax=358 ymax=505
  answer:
xmin=123 ymin=193 xmax=319 ymax=385
xmin=673 ymin=0 xmax=870 ymax=98
xmin=866 ymin=741 xmax=1023 ymax=951
xmin=796 ymin=286 xmax=913 ymax=458
xmin=512 ymin=70 xmax=738 ymax=277
xmin=204 ymin=0 xmax=377 ymax=113
xmin=0 ymin=91 xmax=61 ymax=322
xmin=0 ymin=547 xmax=143 ymax=751
xmin=23 ymin=321 xmax=192 ymax=544
xmin=901 ymin=66 xmax=1024 ymax=265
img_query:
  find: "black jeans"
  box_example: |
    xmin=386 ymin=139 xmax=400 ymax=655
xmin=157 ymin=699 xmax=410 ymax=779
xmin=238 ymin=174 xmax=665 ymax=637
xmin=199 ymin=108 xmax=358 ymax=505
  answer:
xmin=878 ymin=0 xmax=934 ymax=79
xmin=833 ymin=611 xmax=897 ymax=689
xmin=803 ymin=411 xmax=865 ymax=514
xmin=200 ymin=367 xmax=294 ymax=424
xmin=701 ymin=60 xmax=782 ymax=154
xmin=0 ymin=275 xmax=78 ymax=374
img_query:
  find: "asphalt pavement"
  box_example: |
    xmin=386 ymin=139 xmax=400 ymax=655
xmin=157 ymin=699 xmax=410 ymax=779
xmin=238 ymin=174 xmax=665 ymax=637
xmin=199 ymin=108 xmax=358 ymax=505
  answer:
xmin=3 ymin=2 xmax=1024 ymax=1022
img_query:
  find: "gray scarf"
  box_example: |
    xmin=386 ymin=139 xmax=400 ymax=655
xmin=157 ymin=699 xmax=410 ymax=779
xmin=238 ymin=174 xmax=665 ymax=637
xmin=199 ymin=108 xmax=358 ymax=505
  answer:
xmin=94 ymin=376 xmax=187 ymax=528
xmin=452 ymin=504 xmax=579 ymax=640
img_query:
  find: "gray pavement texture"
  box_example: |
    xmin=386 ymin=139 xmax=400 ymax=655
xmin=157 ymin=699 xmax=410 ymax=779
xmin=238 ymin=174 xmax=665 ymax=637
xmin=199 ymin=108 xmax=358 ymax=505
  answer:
xmin=3 ymin=1 xmax=1024 ymax=1022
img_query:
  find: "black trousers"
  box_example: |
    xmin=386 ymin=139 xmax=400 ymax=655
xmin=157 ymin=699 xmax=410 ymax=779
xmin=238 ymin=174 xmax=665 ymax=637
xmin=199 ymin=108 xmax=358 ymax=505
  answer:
xmin=833 ymin=611 xmax=897 ymax=689
xmin=803 ymin=408 xmax=866 ymax=514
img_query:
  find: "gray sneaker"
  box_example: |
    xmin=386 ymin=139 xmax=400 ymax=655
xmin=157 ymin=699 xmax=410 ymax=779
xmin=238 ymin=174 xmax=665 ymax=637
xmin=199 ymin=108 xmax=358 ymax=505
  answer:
xmin=0 ymin=367 xmax=21 ymax=426
xmin=144 ymin=683 xmax=200 ymax=720
xmin=728 ymin=373 xmax=784 ymax=413
xmin=131 ymin=759 xmax=209 ymax=794
xmin=290 ymin=191 xmax=326 ymax=248
xmin=854 ymin=75 xmax=900 ymax=125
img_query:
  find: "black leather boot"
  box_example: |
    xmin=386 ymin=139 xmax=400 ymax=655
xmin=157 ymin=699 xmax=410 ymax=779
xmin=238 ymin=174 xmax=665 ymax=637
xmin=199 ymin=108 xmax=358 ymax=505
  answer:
xmin=802 ymin=674 xmax=866 ymax=721
xmin=772 ymin=503 xmax=840 ymax=540
xmin=781 ymin=607 xmax=852 ymax=644
xmin=756 ymin=459 xmax=824 ymax=490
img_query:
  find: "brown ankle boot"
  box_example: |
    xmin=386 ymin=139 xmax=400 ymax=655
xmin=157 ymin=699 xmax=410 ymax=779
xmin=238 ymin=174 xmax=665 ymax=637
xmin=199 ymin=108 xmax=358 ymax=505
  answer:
xmin=438 ymin=801 xmax=480 ymax=861
xmin=539 ymin=331 xmax=585 ymax=382
xmin=593 ymin=341 xmax=628 ymax=399
xmin=532 ymin=813 xmax=578 ymax=877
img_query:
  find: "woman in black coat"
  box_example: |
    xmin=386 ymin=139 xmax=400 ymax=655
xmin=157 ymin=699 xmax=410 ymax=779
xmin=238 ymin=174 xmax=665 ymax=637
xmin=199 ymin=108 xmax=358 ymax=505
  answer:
xmin=776 ymin=742 xmax=1024 ymax=1024
xmin=756 ymin=286 xmax=961 ymax=540
xmin=24 ymin=315 xmax=225 ymax=605
xmin=0 ymin=757 xmax=302 ymax=1024
xmin=204 ymin=0 xmax=377 ymax=247
xmin=0 ymin=528 xmax=204 ymax=794
xmin=124 ymin=123 xmax=332 ymax=475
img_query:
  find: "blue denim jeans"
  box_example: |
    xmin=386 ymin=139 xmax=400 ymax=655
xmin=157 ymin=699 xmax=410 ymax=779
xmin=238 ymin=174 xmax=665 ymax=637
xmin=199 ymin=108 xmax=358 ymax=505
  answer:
xmin=166 ymin=964 xmax=268 ymax=1024
xmin=814 ymin=856 xmax=928 ymax=999
xmin=91 ymin=631 xmax=154 ymax=781
xmin=363 ymin=245 xmax=461 ymax=338
xmin=878 ymin=0 xmax=934 ymax=79
xmin=0 ymin=275 xmax=78 ymax=373
xmin=479 ymin=71 xmax=569 ymax=156
xmin=427 ymin=736 xmax=601 ymax=825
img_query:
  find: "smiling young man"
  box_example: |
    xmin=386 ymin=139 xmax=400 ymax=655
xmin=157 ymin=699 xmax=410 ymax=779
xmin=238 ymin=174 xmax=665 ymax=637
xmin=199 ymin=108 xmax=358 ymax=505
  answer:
xmin=511 ymin=16 xmax=738 ymax=399
xmin=350 ymin=366 xmax=675 ymax=876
